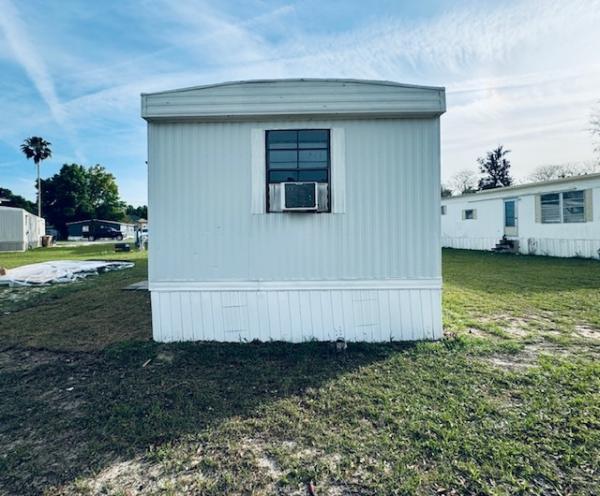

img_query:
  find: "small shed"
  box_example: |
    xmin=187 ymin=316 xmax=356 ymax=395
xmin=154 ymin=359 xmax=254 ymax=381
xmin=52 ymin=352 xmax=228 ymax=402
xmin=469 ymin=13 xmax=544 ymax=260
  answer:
xmin=67 ymin=219 xmax=135 ymax=240
xmin=0 ymin=206 xmax=45 ymax=251
xmin=441 ymin=173 xmax=600 ymax=259
xmin=142 ymin=78 xmax=446 ymax=342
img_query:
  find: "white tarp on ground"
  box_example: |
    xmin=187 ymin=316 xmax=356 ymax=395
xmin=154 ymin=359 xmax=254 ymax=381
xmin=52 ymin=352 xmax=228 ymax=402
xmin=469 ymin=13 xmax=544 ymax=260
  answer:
xmin=0 ymin=260 xmax=134 ymax=286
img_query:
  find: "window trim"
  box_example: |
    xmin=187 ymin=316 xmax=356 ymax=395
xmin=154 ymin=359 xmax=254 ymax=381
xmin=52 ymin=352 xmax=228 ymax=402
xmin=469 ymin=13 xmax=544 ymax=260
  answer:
xmin=265 ymin=129 xmax=331 ymax=213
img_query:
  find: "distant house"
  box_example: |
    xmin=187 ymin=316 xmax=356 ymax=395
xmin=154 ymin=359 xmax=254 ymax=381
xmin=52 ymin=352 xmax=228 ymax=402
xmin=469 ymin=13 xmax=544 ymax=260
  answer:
xmin=142 ymin=78 xmax=446 ymax=343
xmin=66 ymin=219 xmax=135 ymax=240
xmin=0 ymin=206 xmax=45 ymax=251
xmin=441 ymin=173 xmax=600 ymax=259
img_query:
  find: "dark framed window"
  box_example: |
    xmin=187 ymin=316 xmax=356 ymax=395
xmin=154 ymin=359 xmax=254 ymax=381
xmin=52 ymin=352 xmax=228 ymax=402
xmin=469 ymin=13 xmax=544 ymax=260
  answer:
xmin=266 ymin=129 xmax=330 ymax=182
xmin=266 ymin=129 xmax=330 ymax=211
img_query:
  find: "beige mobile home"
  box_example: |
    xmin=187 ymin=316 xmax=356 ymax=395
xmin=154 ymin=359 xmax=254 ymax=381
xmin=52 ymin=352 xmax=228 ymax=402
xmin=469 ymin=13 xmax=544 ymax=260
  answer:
xmin=142 ymin=79 xmax=446 ymax=342
xmin=441 ymin=173 xmax=600 ymax=259
xmin=0 ymin=206 xmax=45 ymax=252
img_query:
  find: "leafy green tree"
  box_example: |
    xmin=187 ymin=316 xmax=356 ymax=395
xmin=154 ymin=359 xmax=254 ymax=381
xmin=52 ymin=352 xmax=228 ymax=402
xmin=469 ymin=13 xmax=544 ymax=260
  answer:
xmin=41 ymin=164 xmax=125 ymax=237
xmin=20 ymin=136 xmax=52 ymax=217
xmin=477 ymin=146 xmax=513 ymax=190
xmin=0 ymin=187 xmax=36 ymax=213
xmin=125 ymin=204 xmax=148 ymax=219
xmin=88 ymin=165 xmax=124 ymax=220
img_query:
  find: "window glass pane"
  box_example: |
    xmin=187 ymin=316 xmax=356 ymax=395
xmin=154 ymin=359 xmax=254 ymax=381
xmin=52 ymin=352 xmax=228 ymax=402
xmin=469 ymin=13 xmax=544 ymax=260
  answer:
xmin=298 ymin=130 xmax=328 ymax=148
xmin=541 ymin=193 xmax=560 ymax=223
xmin=563 ymin=190 xmax=585 ymax=223
xmin=299 ymin=170 xmax=328 ymax=182
xmin=268 ymin=150 xmax=297 ymax=168
xmin=464 ymin=209 xmax=474 ymax=219
xmin=267 ymin=130 xmax=297 ymax=149
xmin=298 ymin=149 xmax=327 ymax=167
xmin=269 ymin=170 xmax=298 ymax=182
xmin=504 ymin=201 xmax=515 ymax=227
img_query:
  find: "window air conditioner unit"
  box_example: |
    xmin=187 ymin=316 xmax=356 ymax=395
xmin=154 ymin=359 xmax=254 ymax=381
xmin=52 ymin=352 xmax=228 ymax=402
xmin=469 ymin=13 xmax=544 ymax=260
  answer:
xmin=281 ymin=182 xmax=318 ymax=211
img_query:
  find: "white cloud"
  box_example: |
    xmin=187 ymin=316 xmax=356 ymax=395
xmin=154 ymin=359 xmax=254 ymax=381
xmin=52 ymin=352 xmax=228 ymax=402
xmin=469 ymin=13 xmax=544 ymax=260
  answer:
xmin=0 ymin=0 xmax=65 ymax=125
xmin=0 ymin=0 xmax=86 ymax=162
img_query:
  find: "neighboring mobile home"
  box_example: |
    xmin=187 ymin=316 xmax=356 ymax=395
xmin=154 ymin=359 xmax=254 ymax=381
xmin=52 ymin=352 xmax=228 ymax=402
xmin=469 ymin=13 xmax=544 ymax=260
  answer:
xmin=441 ymin=173 xmax=600 ymax=259
xmin=142 ymin=78 xmax=446 ymax=342
xmin=0 ymin=206 xmax=45 ymax=251
xmin=66 ymin=219 xmax=135 ymax=240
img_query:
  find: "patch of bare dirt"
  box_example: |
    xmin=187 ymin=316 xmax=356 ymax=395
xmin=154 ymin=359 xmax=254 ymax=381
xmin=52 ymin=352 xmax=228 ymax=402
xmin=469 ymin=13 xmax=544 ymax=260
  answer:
xmin=482 ymin=342 xmax=574 ymax=371
xmin=466 ymin=328 xmax=487 ymax=337
xmin=0 ymin=286 xmax=51 ymax=314
xmin=61 ymin=458 xmax=163 ymax=495
xmin=575 ymin=325 xmax=600 ymax=340
xmin=0 ymin=348 xmax=62 ymax=373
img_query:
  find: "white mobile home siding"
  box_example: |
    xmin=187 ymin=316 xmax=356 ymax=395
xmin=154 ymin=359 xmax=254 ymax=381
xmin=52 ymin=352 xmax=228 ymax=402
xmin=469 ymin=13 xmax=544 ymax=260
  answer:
xmin=144 ymin=79 xmax=445 ymax=342
xmin=0 ymin=207 xmax=45 ymax=251
xmin=441 ymin=175 xmax=600 ymax=259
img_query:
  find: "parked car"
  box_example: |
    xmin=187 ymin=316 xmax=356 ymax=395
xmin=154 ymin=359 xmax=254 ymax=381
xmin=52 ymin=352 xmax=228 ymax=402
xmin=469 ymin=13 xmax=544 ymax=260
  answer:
xmin=88 ymin=226 xmax=123 ymax=241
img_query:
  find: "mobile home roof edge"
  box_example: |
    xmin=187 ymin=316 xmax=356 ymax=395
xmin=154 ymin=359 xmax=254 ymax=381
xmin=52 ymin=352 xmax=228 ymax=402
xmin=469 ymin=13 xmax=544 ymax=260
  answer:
xmin=443 ymin=172 xmax=600 ymax=201
xmin=65 ymin=219 xmax=134 ymax=225
xmin=140 ymin=78 xmax=445 ymax=96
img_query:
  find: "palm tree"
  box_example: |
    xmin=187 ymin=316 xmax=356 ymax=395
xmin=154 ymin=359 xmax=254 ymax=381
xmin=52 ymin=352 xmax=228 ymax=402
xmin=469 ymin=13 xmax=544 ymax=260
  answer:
xmin=21 ymin=136 xmax=52 ymax=217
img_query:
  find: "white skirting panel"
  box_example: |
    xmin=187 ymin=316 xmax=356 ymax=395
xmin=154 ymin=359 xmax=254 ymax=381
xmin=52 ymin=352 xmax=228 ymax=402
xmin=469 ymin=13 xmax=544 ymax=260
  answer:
xmin=442 ymin=236 xmax=600 ymax=260
xmin=524 ymin=238 xmax=600 ymax=259
xmin=442 ymin=237 xmax=498 ymax=251
xmin=150 ymin=280 xmax=442 ymax=343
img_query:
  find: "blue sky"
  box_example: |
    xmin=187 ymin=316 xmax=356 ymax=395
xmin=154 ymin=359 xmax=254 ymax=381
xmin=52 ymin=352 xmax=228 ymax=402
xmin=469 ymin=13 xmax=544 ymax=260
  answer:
xmin=1 ymin=0 xmax=599 ymax=205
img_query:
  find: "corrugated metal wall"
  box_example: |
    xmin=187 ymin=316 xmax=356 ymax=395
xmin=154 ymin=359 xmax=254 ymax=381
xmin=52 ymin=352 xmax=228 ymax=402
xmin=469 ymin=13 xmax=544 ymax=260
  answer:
xmin=0 ymin=207 xmax=25 ymax=251
xmin=148 ymin=118 xmax=441 ymax=283
xmin=23 ymin=212 xmax=44 ymax=248
xmin=0 ymin=207 xmax=44 ymax=251
xmin=148 ymin=116 xmax=441 ymax=342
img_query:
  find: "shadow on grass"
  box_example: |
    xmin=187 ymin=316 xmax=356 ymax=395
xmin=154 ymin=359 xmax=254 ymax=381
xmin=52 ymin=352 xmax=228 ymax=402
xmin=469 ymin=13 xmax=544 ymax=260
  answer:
xmin=0 ymin=340 xmax=407 ymax=495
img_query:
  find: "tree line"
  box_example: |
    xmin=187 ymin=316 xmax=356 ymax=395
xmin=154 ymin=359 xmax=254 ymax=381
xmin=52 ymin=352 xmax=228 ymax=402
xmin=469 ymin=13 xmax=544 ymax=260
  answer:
xmin=1 ymin=136 xmax=146 ymax=238
xmin=443 ymin=145 xmax=600 ymax=197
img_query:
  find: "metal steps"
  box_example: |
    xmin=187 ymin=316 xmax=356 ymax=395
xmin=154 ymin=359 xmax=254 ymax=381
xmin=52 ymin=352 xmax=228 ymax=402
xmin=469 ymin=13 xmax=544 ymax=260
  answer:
xmin=493 ymin=236 xmax=519 ymax=254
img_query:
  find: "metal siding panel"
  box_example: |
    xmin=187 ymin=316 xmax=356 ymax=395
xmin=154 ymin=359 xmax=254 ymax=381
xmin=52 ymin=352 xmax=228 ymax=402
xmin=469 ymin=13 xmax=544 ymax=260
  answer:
xmin=251 ymin=128 xmax=266 ymax=214
xmin=149 ymin=118 xmax=440 ymax=283
xmin=330 ymin=127 xmax=346 ymax=213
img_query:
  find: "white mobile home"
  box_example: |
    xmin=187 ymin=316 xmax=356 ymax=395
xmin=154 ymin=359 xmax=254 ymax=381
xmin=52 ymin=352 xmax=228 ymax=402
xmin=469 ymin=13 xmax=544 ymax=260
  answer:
xmin=0 ymin=206 xmax=45 ymax=252
xmin=142 ymin=79 xmax=446 ymax=342
xmin=441 ymin=173 xmax=600 ymax=259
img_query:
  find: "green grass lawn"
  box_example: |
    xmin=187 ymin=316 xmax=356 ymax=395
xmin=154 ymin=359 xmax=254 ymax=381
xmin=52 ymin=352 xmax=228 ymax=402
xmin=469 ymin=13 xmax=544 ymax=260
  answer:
xmin=0 ymin=247 xmax=598 ymax=495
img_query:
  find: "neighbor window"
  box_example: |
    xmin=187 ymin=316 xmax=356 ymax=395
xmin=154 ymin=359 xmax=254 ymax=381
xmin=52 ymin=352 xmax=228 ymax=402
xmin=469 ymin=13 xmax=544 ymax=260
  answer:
xmin=463 ymin=209 xmax=475 ymax=220
xmin=562 ymin=191 xmax=585 ymax=223
xmin=541 ymin=193 xmax=560 ymax=223
xmin=541 ymin=191 xmax=585 ymax=223
xmin=266 ymin=129 xmax=330 ymax=212
xmin=441 ymin=205 xmax=447 ymax=215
